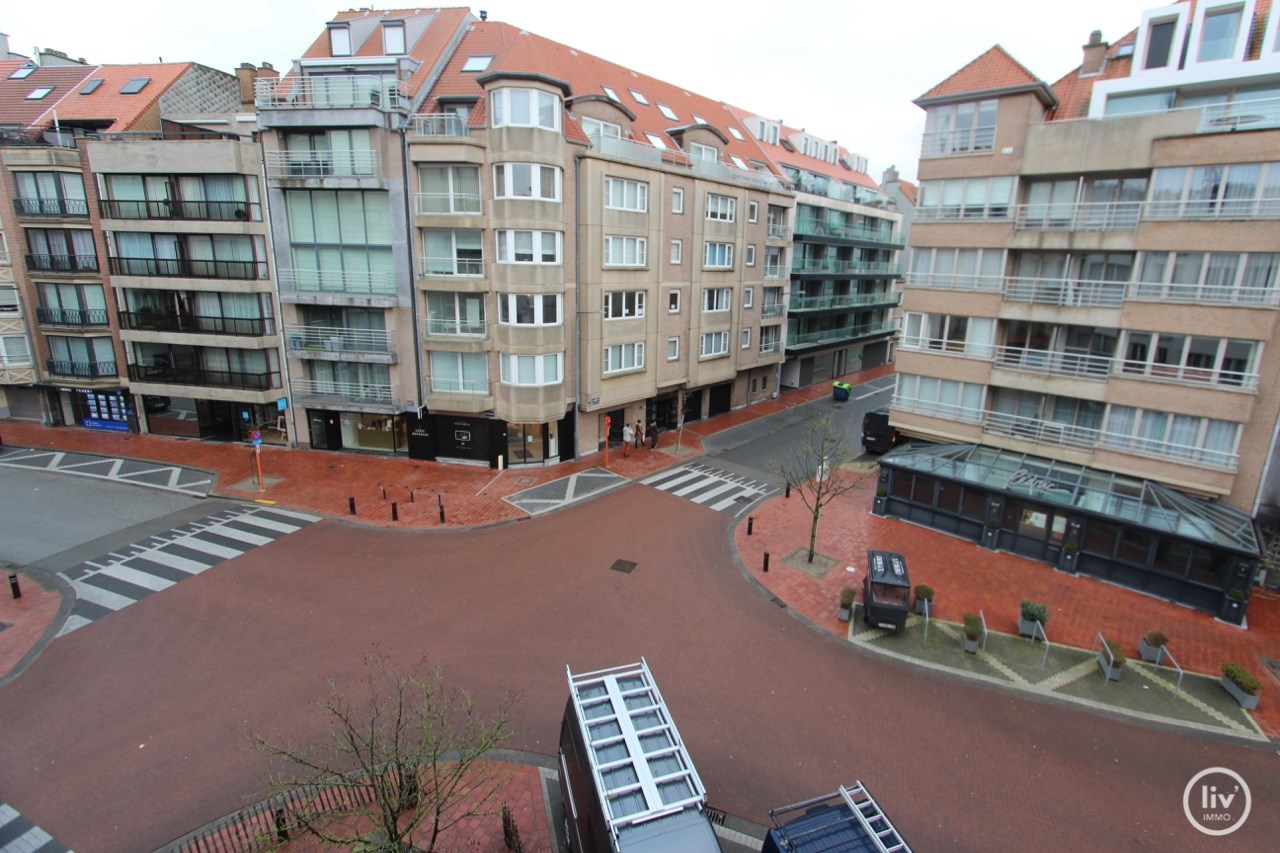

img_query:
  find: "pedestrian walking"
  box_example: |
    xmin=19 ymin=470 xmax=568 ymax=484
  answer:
xmin=634 ymin=420 xmax=644 ymax=449
xmin=621 ymin=422 xmax=633 ymax=457
xmin=648 ymin=421 xmax=659 ymax=451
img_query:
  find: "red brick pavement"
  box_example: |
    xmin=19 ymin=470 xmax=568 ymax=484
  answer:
xmin=0 ymin=572 xmax=61 ymax=678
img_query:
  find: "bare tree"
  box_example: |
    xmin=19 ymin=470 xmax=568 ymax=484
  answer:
xmin=249 ymin=650 xmax=517 ymax=852
xmin=770 ymin=412 xmax=870 ymax=563
xmin=1257 ymin=523 xmax=1280 ymax=590
xmin=675 ymin=387 xmax=689 ymax=451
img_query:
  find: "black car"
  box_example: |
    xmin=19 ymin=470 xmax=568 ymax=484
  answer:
xmin=861 ymin=407 xmax=903 ymax=454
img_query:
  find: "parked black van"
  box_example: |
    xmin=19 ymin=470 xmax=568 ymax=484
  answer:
xmin=862 ymin=550 xmax=911 ymax=631
xmin=861 ymin=407 xmax=902 ymax=454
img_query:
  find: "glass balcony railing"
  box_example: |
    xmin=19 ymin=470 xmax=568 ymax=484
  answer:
xmin=277 ymin=268 xmax=397 ymax=297
xmin=408 ymin=113 xmax=470 ymax=138
xmin=787 ymin=292 xmax=899 ymax=312
xmin=790 ymin=258 xmax=902 ymax=276
xmin=787 ymin=321 xmax=895 ymax=348
xmin=264 ymin=149 xmax=381 ymax=179
xmin=429 ymin=377 xmax=488 ymax=394
xmin=415 ymin=192 xmax=482 ymax=215
xmin=418 ymin=256 xmax=484 ymax=278
xmin=919 ymin=125 xmax=996 ymax=159
xmin=793 ymin=216 xmax=901 ymax=245
xmin=290 ymin=378 xmax=396 ymax=406
xmin=254 ymin=75 xmax=406 ymax=111
xmin=422 ymin=316 xmax=486 ymax=338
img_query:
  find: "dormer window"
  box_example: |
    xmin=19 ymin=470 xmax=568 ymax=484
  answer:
xmin=1196 ymin=3 xmax=1245 ymax=62
xmin=383 ymin=22 xmax=406 ymax=55
xmin=329 ymin=24 xmax=352 ymax=57
xmin=491 ymin=88 xmax=561 ymax=131
xmin=1134 ymin=5 xmax=1189 ymax=73
xmin=1145 ymin=19 xmax=1177 ymax=68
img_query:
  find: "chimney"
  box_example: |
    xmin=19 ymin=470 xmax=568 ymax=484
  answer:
xmin=235 ymin=62 xmax=256 ymax=107
xmin=881 ymin=165 xmax=899 ymax=187
xmin=1081 ymin=30 xmax=1108 ymax=75
xmin=257 ymin=62 xmax=279 ymax=84
xmin=479 ymin=9 xmax=487 ymax=21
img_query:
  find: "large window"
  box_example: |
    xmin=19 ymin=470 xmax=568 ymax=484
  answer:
xmin=603 ymin=342 xmax=644 ymax=374
xmin=283 ymin=129 xmax=376 ymax=177
xmin=1198 ymin=3 xmax=1244 ymax=62
xmin=495 ymin=230 xmax=561 ymax=264
xmin=425 ymin=292 xmax=485 ymax=336
xmin=24 ymin=228 xmax=97 ymax=271
xmin=37 ymin=282 xmax=106 ymax=324
xmin=704 ymin=242 xmax=733 ymax=269
xmin=493 ymin=163 xmax=561 ymax=201
xmin=922 ymin=99 xmax=997 ymax=157
xmin=287 ymin=190 xmax=393 ymax=282
xmin=491 ymin=88 xmax=560 ymax=131
xmin=422 ymin=229 xmax=483 ymax=276
xmin=500 ymin=352 xmax=562 ymax=385
xmin=916 ymin=176 xmax=1014 ymax=221
xmin=910 ymin=247 xmax=1005 ymax=289
xmin=702 ymin=287 xmax=731 ymax=312
xmin=706 ymin=193 xmax=736 ymax=222
xmin=1133 ymin=251 xmax=1279 ymax=304
xmin=581 ymin=116 xmax=621 ymax=139
xmin=1147 ymin=162 xmax=1280 ymax=219
xmin=1120 ymin=331 xmax=1258 ymax=387
xmin=1144 ymin=17 xmax=1178 ymax=68
xmin=429 ymin=350 xmax=488 ymax=393
xmin=12 ymin=171 xmax=87 ymax=216
xmin=497 ymin=293 xmax=561 ymax=326
xmin=894 ymin=374 xmax=984 ymax=421
xmin=901 ymin=313 xmax=994 ymax=356
xmin=604 ymin=291 xmax=644 ymax=319
xmin=0 ymin=334 xmax=31 ymax=365
xmin=604 ymin=177 xmax=648 ymax=212
xmin=419 ymin=165 xmax=482 ymax=213
xmin=1102 ymin=406 xmax=1240 ymax=468
xmin=604 ymin=236 xmax=646 ymax=267
xmin=700 ymin=331 xmax=728 ymax=358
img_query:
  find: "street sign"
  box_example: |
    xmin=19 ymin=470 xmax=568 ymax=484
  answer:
xmin=250 ymin=429 xmax=262 ymax=442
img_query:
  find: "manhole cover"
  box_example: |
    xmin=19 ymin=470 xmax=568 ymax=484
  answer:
xmin=736 ymin=495 xmax=753 ymax=502
xmin=611 ymin=559 xmax=636 ymax=574
xmin=517 ymin=477 xmax=535 ymax=485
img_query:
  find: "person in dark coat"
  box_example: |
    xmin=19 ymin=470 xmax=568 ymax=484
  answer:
xmin=648 ymin=421 xmax=659 ymax=450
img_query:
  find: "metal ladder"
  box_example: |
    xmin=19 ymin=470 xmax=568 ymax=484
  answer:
xmin=839 ymin=782 xmax=911 ymax=853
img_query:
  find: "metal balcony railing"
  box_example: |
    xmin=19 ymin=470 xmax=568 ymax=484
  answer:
xmin=429 ymin=377 xmax=488 ymax=394
xmin=128 ymin=362 xmax=279 ymax=390
xmin=760 ymin=302 xmax=786 ymax=318
xmin=118 ymin=310 xmax=274 ymax=336
xmin=284 ymin=325 xmax=392 ymax=354
xmin=264 ymin=149 xmax=381 ymax=179
xmin=1014 ymin=201 xmax=1142 ymax=231
xmin=290 ymin=378 xmax=396 ymax=406
xmin=766 ymin=222 xmax=791 ymax=240
xmin=47 ymin=358 xmax=116 ymax=378
xmin=793 ymin=216 xmax=901 ymax=245
xmin=14 ymin=197 xmax=89 ymax=217
xmin=25 ymin=253 xmax=98 ymax=272
xmin=415 ymin=192 xmax=482 ymax=215
xmin=1197 ymin=97 xmax=1280 ymax=134
xmin=788 ymin=292 xmax=900 ymax=311
xmin=408 ymin=113 xmax=470 ymax=137
xmin=98 ymin=199 xmax=261 ymax=222
xmin=890 ymin=396 xmax=985 ymax=424
xmin=919 ymin=125 xmax=997 ymax=159
xmin=0 ymin=352 xmax=33 ymax=367
xmin=758 ymin=340 xmax=783 ymax=354
xmin=790 ymin=259 xmax=902 ymax=276
xmin=1125 ymin=280 xmax=1280 ymax=307
xmin=108 ymin=256 xmax=268 ymax=280
xmin=418 ymin=256 xmax=484 ymax=278
xmin=1117 ymin=360 xmax=1259 ymax=392
xmin=1003 ymin=276 xmax=1127 ymax=308
xmin=914 ymin=202 xmax=1011 ymax=223
xmin=904 ymin=272 xmax=1005 ymax=293
xmin=254 ymin=75 xmax=406 ymax=111
xmin=422 ymin=316 xmax=486 ymax=337
xmin=277 ymin=268 xmax=397 ymax=297
xmin=764 ymin=262 xmax=789 ymax=279
xmin=1144 ymin=197 xmax=1280 ymax=221
xmin=36 ymin=306 xmax=109 ymax=326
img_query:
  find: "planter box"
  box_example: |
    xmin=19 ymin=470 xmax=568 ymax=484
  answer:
xmin=1137 ymin=636 xmax=1166 ymax=664
xmin=1017 ymin=616 xmax=1043 ymax=639
xmin=872 ymin=496 xmax=887 ymax=515
xmin=1220 ymin=676 xmax=1259 ymax=710
xmin=837 ymin=606 xmax=851 ymax=622
xmin=914 ymin=599 xmax=933 ymax=617
xmin=962 ymin=636 xmax=980 ymax=654
xmin=1097 ymin=652 xmax=1123 ymax=682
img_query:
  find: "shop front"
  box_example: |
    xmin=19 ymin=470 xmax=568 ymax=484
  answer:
xmin=307 ymin=409 xmax=408 ymax=454
xmin=52 ymin=386 xmax=135 ymax=433
xmin=875 ymin=443 xmax=1260 ymax=624
xmin=404 ymin=411 xmax=576 ymax=468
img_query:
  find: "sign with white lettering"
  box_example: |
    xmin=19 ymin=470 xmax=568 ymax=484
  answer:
xmin=1008 ymin=468 xmax=1060 ymax=495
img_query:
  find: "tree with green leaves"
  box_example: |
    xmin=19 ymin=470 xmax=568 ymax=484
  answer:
xmin=249 ymin=650 xmax=517 ymax=852
xmin=771 ymin=412 xmax=870 ymax=563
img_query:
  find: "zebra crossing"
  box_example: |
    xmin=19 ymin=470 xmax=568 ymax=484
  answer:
xmin=640 ymin=462 xmax=774 ymax=516
xmin=57 ymin=505 xmax=320 ymax=636
xmin=0 ymin=803 xmax=71 ymax=853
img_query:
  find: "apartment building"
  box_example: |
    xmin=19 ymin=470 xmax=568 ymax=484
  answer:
xmin=729 ymin=109 xmax=903 ymax=387
xmin=888 ymin=0 xmax=1280 ymax=623
xmin=0 ymin=56 xmax=277 ymax=439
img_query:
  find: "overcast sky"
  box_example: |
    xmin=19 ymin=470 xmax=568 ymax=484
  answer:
xmin=6 ymin=0 xmax=1155 ymax=183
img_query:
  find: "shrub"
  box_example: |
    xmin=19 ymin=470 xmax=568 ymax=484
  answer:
xmin=1063 ymin=540 xmax=1079 ymax=554
xmin=985 ymin=519 xmax=999 ymax=530
xmin=1020 ymin=600 xmax=1049 ymax=626
xmin=839 ymin=587 xmax=857 ymax=608
xmin=1227 ymin=588 xmax=1247 ymax=601
xmin=915 ymin=584 xmax=935 ymax=602
xmin=1144 ymin=630 xmax=1169 ymax=648
xmin=963 ymin=613 xmax=983 ymax=641
xmin=1103 ymin=639 xmax=1126 ymax=667
xmin=1222 ymin=663 xmax=1262 ymax=695
xmin=875 ymin=487 xmax=888 ymax=498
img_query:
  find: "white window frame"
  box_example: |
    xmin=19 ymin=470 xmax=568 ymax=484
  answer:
xmin=382 ymin=22 xmax=406 ymax=55
xmin=603 ymin=290 xmax=645 ymax=319
xmin=329 ymin=25 xmax=352 ymax=56
xmin=497 ymin=293 xmax=562 ymax=326
xmin=700 ymin=331 xmax=729 ymax=358
xmin=670 ymin=240 xmax=682 ymax=264
xmin=491 ymin=88 xmax=561 ymax=131
xmin=493 ymin=162 xmax=562 ymax=201
xmin=746 ymin=245 xmax=756 ymax=267
xmin=689 ymin=142 xmax=717 ymax=162
xmin=658 ymin=104 xmax=678 ymax=121
xmin=672 ymin=187 xmax=684 ymax=214
xmin=603 ymin=341 xmax=645 ymax=374
xmin=645 ymin=133 xmax=668 ymax=150
xmin=1192 ymin=0 xmax=1252 ymax=64
xmin=748 ymin=201 xmax=759 ymax=222
xmin=704 ymin=242 xmax=734 ymax=269
xmin=668 ymin=291 xmax=681 ymax=313
xmin=500 ymin=352 xmax=563 ymax=386
xmin=706 ymin=194 xmax=736 ymax=222
xmin=581 ymin=116 xmax=622 ymax=139
xmin=1133 ymin=5 xmax=1189 ymax=73
xmin=743 ymin=287 xmax=754 ymax=308
xmin=604 ymin=177 xmax=648 ymax=212
xmin=495 ymin=229 xmax=562 ymax=264
xmin=604 ymin=235 xmax=647 ymax=267
xmin=741 ymin=328 xmax=751 ymax=349
xmin=667 ymin=337 xmax=680 ymax=361
xmin=461 ymin=55 xmax=493 ymax=72
xmin=703 ymin=287 xmax=731 ymax=312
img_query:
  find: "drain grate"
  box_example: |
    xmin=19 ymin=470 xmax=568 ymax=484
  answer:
xmin=770 ymin=597 xmax=786 ymax=609
xmin=517 ymin=476 xmax=535 ymax=485
xmin=611 ymin=559 xmax=637 ymax=574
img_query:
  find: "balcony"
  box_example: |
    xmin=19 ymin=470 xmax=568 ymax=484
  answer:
xmin=760 ymin=302 xmax=786 ymax=318
xmin=429 ymin=377 xmax=488 ymax=394
xmin=914 ymin=202 xmax=1010 ymax=223
xmin=13 ymin=197 xmax=88 ymax=218
xmin=26 ymin=253 xmax=98 ymax=273
xmin=1144 ymin=197 xmax=1280 ymax=221
xmin=36 ymin=307 xmax=109 ymax=327
xmin=264 ymin=149 xmax=381 ymax=180
xmin=415 ymin=192 xmax=482 ymax=215
xmin=108 ymin=257 xmax=268 ymax=281
xmin=254 ymin=75 xmax=406 ymax=111
xmin=408 ymin=113 xmax=470 ymax=138
xmin=277 ymin=268 xmax=397 ymax=298
xmin=1196 ymin=96 xmax=1280 ymax=134
xmin=422 ymin=316 xmax=486 ymax=338
xmin=758 ymin=340 xmax=783 ymax=355
xmin=99 ymin=199 xmax=261 ymax=222
xmin=1014 ymin=201 xmax=1141 ymax=231
xmin=418 ymin=256 xmax=484 ymax=278
xmin=586 ymin=134 xmax=787 ymax=191
xmin=904 ymin=272 xmax=1004 ymax=293
xmin=47 ymin=359 xmax=116 ymax=379
xmin=767 ymin=222 xmax=791 ymax=240
xmin=1003 ymin=276 xmax=1126 ymax=308
xmin=127 ymin=362 xmax=279 ymax=391
xmin=919 ymin=125 xmax=996 ymax=159
xmin=290 ymin=378 xmax=396 ymax=407
xmin=787 ymin=321 xmax=895 ymax=349
xmin=764 ymin=262 xmax=790 ymax=280
xmin=119 ymin=310 xmax=275 ymax=336
xmin=794 ymin=216 xmax=902 ymax=246
xmin=788 ymin=292 xmax=900 ymax=312
xmin=284 ymin=324 xmax=394 ymax=355
xmin=790 ymin=258 xmax=902 ymax=277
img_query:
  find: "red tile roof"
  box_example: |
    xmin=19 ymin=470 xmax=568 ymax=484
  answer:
xmin=722 ymin=105 xmax=882 ymax=193
xmin=58 ymin=63 xmax=194 ymax=131
xmin=915 ymin=45 xmax=1054 ymax=106
xmin=898 ymin=180 xmax=918 ymax=207
xmin=1047 ymin=32 xmax=1137 ymax=121
xmin=0 ymin=60 xmax=94 ymax=132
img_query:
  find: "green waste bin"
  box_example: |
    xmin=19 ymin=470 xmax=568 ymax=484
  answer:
xmin=833 ymin=381 xmax=852 ymax=402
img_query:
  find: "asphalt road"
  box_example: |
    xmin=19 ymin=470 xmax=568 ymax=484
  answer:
xmin=0 ymin=483 xmax=1275 ymax=852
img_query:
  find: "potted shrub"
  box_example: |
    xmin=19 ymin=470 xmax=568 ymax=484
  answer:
xmin=1220 ymin=663 xmax=1262 ymax=710
xmin=872 ymin=487 xmax=888 ymax=515
xmin=1138 ymin=630 xmax=1169 ymax=664
xmin=914 ymin=584 xmax=935 ymax=616
xmin=1017 ymin=600 xmax=1049 ymax=638
xmin=981 ymin=518 xmax=1000 ymax=549
xmin=1097 ymin=639 xmax=1125 ymax=681
xmin=962 ymin=613 xmax=983 ymax=654
xmin=837 ymin=587 xmax=856 ymax=622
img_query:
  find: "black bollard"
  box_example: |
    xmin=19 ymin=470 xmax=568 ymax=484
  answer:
xmin=274 ymin=807 xmax=289 ymax=842
xmin=439 ymin=502 xmax=446 ymax=524
xmin=8 ymin=573 xmax=20 ymax=600
xmin=408 ymin=488 xmax=415 ymax=503
xmin=348 ymin=496 xmax=357 ymax=516
xmin=380 ymin=484 xmax=386 ymax=500
xmin=747 ymin=516 xmax=754 ymax=536
xmin=391 ymin=502 xmax=398 ymax=521
xmin=785 ymin=483 xmax=791 ymax=498
xmin=763 ymin=552 xmax=770 ymax=573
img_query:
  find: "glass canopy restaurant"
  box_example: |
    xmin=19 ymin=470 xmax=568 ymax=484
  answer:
xmin=874 ymin=444 xmax=1259 ymax=625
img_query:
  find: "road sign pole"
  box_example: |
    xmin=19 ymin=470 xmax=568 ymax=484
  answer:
xmin=255 ymin=444 xmax=265 ymax=492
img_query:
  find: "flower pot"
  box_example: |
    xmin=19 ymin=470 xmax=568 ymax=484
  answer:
xmin=962 ymin=636 xmax=980 ymax=654
xmin=1137 ymin=636 xmax=1165 ymax=664
xmin=1097 ymin=652 xmax=1122 ymax=681
xmin=914 ymin=599 xmax=933 ymax=617
xmin=1220 ymin=676 xmax=1259 ymax=710
xmin=1017 ymin=616 xmax=1043 ymax=639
